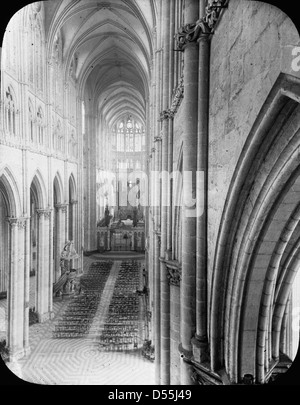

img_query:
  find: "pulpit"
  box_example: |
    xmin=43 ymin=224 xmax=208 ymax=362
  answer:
xmin=53 ymin=241 xmax=82 ymax=297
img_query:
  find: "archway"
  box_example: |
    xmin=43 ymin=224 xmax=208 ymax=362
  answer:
xmin=0 ymin=169 xmax=26 ymax=360
xmin=29 ymin=183 xmax=38 ymax=322
xmin=0 ymin=189 xmax=9 ymax=300
xmin=0 ymin=180 xmax=10 ymax=343
xmin=29 ymin=173 xmax=46 ymax=326
xmin=210 ymin=74 xmax=300 ymax=384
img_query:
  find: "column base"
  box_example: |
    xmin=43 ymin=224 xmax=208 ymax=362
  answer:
xmin=192 ymin=335 xmax=209 ymax=363
xmin=178 ymin=343 xmax=198 ymax=385
xmin=7 ymin=347 xmax=25 ymax=362
xmin=165 ymin=250 xmax=172 ymax=260
xmin=37 ymin=311 xmax=53 ymax=323
xmin=24 ymin=345 xmax=31 ymax=357
xmin=180 ymin=357 xmax=198 ymax=385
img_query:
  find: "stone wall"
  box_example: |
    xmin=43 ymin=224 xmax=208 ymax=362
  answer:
xmin=207 ymin=0 xmax=300 ymax=309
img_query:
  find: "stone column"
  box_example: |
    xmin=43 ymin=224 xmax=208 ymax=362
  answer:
xmin=36 ymin=209 xmax=52 ymax=323
xmin=54 ymin=204 xmax=62 ymax=282
xmin=154 ymin=135 xmax=162 ymax=226
xmin=64 ymin=203 xmax=69 ymax=244
xmin=23 ymin=217 xmax=31 ymax=355
xmin=154 ymin=229 xmax=161 ymax=384
xmin=84 ymin=110 xmax=97 ymax=252
xmin=17 ymin=219 xmax=26 ymax=349
xmin=71 ymin=199 xmax=79 ymax=258
xmin=7 ymin=218 xmax=25 ymax=360
xmin=44 ymin=209 xmax=54 ymax=319
xmin=159 ymin=113 xmax=170 ymax=385
xmin=7 ymin=218 xmax=18 ymax=358
xmin=168 ymin=261 xmax=182 ymax=385
xmin=167 ymin=114 xmax=174 ymax=253
xmin=193 ymin=29 xmax=210 ymax=363
xmin=159 ymin=0 xmax=172 ymax=385
xmin=55 ymin=204 xmax=67 ymax=279
xmin=167 ymin=0 xmax=175 ymax=255
xmin=148 ymin=150 xmax=155 ymax=344
xmin=36 ymin=210 xmax=44 ymax=320
xmin=49 ymin=208 xmax=54 ymax=317
xmin=176 ymin=0 xmax=199 ymax=385
xmin=71 ymin=200 xmax=78 ymax=244
xmin=153 ymin=134 xmax=162 ymax=385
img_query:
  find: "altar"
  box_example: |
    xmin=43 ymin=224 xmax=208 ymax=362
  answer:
xmin=97 ymin=218 xmax=145 ymax=253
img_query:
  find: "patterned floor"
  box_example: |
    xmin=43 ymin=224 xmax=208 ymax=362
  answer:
xmin=1 ymin=256 xmax=155 ymax=385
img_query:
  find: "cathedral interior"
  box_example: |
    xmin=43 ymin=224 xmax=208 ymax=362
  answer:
xmin=0 ymin=0 xmax=300 ymax=386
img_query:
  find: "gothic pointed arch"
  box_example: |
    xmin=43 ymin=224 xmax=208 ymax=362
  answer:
xmin=210 ymin=73 xmax=300 ymax=384
xmin=0 ymin=166 xmax=22 ymax=217
xmin=29 ymin=170 xmax=48 ymax=321
xmin=0 ymin=165 xmax=25 ymax=359
xmin=53 ymin=171 xmax=64 ymax=204
xmin=30 ymin=170 xmax=47 ymax=209
xmin=68 ymin=173 xmax=77 ymax=201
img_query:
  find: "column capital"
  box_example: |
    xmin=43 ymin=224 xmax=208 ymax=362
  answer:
xmin=159 ymin=110 xmax=170 ymax=122
xmin=17 ymin=218 xmax=27 ymax=229
xmin=6 ymin=217 xmax=18 ymax=227
xmin=175 ymin=0 xmax=228 ymax=50
xmin=54 ymin=203 xmax=68 ymax=213
xmin=6 ymin=217 xmax=28 ymax=228
xmin=37 ymin=209 xmax=52 ymax=219
xmin=154 ymin=136 xmax=162 ymax=143
xmin=70 ymin=199 xmax=78 ymax=205
xmin=159 ymin=109 xmax=175 ymax=121
xmin=168 ymin=110 xmax=175 ymax=120
xmin=166 ymin=265 xmax=182 ymax=287
xmin=175 ymin=23 xmax=203 ymax=51
xmin=6 ymin=217 xmax=18 ymax=226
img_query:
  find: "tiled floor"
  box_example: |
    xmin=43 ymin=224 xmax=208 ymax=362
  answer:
xmin=2 ymin=255 xmax=155 ymax=385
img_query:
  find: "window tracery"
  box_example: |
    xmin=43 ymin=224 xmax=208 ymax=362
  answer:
xmin=113 ymin=116 xmax=146 ymax=153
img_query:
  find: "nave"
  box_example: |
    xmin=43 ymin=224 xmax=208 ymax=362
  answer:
xmin=2 ymin=256 xmax=155 ymax=385
xmin=1 ymin=0 xmax=300 ymax=385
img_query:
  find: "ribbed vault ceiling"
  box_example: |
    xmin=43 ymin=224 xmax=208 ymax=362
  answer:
xmin=44 ymin=0 xmax=157 ymax=128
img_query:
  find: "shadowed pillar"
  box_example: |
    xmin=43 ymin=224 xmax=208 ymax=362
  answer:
xmin=175 ymin=0 xmax=199 ymax=385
